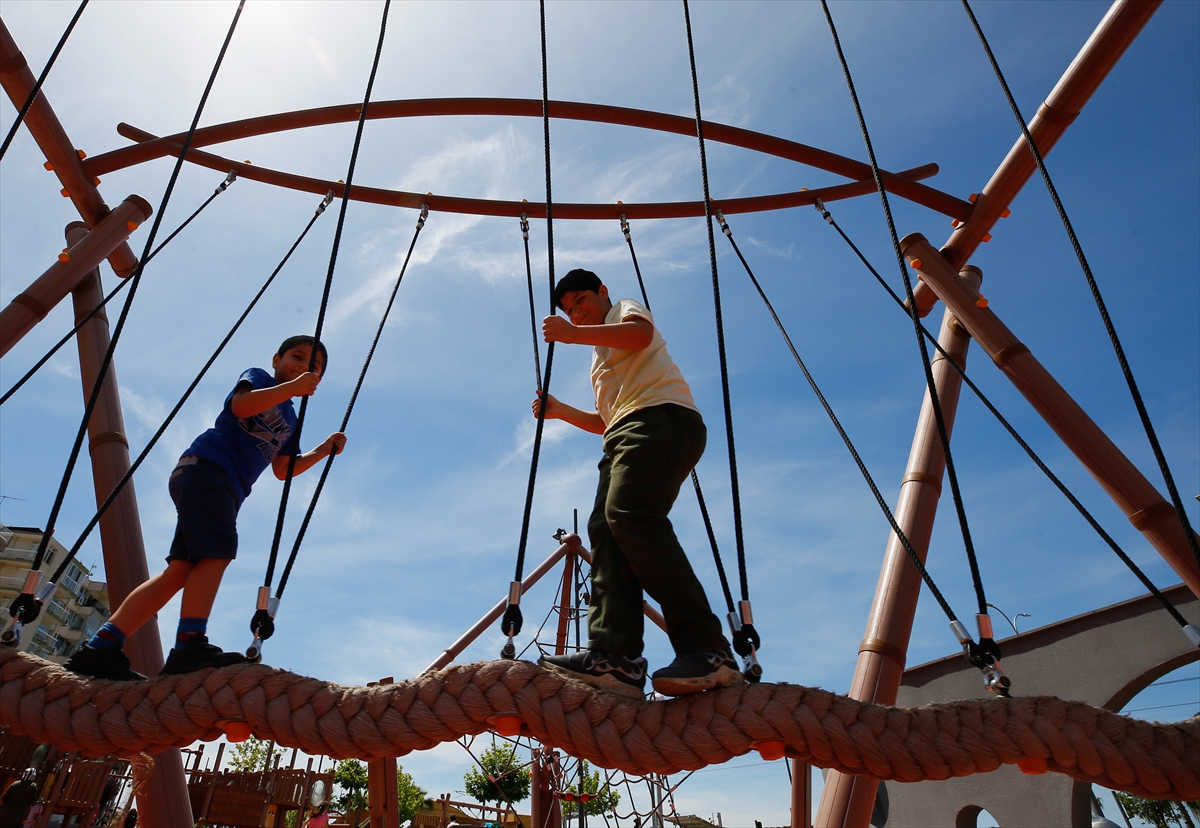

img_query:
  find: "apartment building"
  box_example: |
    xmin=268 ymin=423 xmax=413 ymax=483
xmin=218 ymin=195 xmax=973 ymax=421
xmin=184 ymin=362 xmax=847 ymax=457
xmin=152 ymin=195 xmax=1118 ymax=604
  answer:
xmin=0 ymin=523 xmax=111 ymax=664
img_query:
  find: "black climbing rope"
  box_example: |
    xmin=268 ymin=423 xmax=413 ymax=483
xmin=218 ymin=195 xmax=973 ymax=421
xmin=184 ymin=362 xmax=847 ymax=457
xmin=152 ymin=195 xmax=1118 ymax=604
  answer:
xmin=520 ymin=212 xmax=543 ymax=393
xmin=41 ymin=191 xmax=336 ymax=600
xmin=0 ymin=170 xmax=238 ymax=407
xmin=3 ymin=0 xmax=247 ymax=646
xmin=815 ymin=200 xmax=1200 ymax=644
xmin=618 ymin=215 xmax=750 ymax=678
xmin=261 ymin=0 xmax=392 ymax=605
xmin=501 ymin=0 xmax=560 ymax=658
xmin=680 ymin=0 xmax=761 ymax=676
xmin=0 ymin=0 xmax=89 ymax=162
xmin=820 ymin=0 xmax=1006 ymax=693
xmin=960 ymin=0 xmax=1200 ymax=576
xmin=247 ymin=205 xmax=429 ymax=660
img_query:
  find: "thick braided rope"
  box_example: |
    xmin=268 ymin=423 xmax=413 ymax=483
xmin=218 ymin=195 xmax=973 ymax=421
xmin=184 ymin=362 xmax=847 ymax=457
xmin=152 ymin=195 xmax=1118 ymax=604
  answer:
xmin=1 ymin=651 xmax=1195 ymax=800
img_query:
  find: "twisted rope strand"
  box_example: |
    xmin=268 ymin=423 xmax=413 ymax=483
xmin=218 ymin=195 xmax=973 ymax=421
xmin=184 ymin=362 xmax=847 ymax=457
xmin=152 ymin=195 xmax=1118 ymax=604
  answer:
xmin=0 ymin=651 xmax=1194 ymax=801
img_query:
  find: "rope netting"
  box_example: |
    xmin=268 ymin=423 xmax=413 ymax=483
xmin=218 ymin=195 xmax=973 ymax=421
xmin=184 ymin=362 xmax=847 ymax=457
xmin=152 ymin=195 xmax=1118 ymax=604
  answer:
xmin=0 ymin=650 xmax=1195 ymax=801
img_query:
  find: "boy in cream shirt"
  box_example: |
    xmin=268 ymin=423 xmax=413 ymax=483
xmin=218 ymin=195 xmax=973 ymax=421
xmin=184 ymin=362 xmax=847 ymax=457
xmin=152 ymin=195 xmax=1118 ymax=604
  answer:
xmin=532 ymin=268 xmax=741 ymax=697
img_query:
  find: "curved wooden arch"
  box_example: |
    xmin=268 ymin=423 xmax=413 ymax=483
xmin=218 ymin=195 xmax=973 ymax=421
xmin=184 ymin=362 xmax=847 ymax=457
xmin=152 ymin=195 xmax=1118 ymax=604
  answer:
xmin=82 ymin=98 xmax=971 ymax=221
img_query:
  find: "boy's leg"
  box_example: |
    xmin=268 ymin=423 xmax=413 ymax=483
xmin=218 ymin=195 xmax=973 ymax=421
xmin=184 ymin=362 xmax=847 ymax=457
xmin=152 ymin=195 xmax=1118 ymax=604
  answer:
xmin=179 ymin=558 xmax=232 ymax=618
xmin=585 ymin=454 xmax=647 ymax=658
xmin=602 ymin=406 xmax=729 ymax=656
xmin=105 ymin=560 xmax=193 ymax=635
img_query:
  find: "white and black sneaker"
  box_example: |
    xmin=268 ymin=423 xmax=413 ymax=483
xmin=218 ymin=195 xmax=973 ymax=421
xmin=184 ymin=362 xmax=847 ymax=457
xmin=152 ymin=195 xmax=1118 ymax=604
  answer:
xmin=651 ymin=649 xmax=744 ymax=696
xmin=538 ymin=649 xmax=647 ymax=699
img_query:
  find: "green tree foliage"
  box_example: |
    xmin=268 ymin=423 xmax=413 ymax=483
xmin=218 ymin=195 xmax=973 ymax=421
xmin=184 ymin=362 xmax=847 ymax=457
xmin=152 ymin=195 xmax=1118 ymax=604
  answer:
xmin=226 ymin=737 xmax=282 ymax=772
xmin=560 ymin=760 xmax=620 ymax=817
xmin=336 ymin=759 xmax=370 ymax=827
xmin=1113 ymin=792 xmax=1199 ymax=828
xmin=463 ymin=743 xmax=532 ymax=806
xmin=397 ymin=765 xmax=428 ymax=826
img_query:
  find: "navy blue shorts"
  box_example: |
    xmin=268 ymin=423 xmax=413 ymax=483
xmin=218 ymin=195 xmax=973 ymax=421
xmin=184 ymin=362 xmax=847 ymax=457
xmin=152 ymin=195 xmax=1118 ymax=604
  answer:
xmin=167 ymin=457 xmax=241 ymax=563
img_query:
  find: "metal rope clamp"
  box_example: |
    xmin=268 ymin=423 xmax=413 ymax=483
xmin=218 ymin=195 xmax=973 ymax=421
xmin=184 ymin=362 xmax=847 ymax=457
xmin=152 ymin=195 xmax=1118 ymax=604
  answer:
xmin=246 ymin=585 xmax=280 ymax=663
xmin=1 ymin=571 xmax=55 ymax=647
xmin=951 ymin=615 xmax=1011 ymax=697
xmin=727 ymin=600 xmax=763 ymax=681
xmin=500 ymin=580 xmax=522 ymax=659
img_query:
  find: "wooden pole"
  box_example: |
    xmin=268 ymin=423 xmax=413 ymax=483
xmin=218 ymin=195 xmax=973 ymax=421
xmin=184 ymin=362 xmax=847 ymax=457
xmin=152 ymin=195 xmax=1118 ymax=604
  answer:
xmin=903 ymin=234 xmax=1200 ymax=595
xmin=790 ymin=760 xmax=812 ymax=828
xmin=814 ymin=270 xmax=979 ymax=828
xmin=0 ymin=19 xmax=141 ymax=277
xmin=0 ymin=196 xmax=151 ymax=357
xmin=910 ymin=0 xmax=1162 ymax=316
xmin=367 ymin=677 xmax=400 ymax=828
xmin=554 ymin=544 xmax=576 ymax=655
xmin=65 ymin=222 xmax=194 ymax=828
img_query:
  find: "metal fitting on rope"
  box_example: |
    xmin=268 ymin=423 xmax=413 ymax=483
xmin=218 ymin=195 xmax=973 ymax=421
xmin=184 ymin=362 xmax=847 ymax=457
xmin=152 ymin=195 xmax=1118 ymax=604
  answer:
xmin=974 ymin=613 xmax=1011 ymax=696
xmin=813 ymin=198 xmax=833 ymax=224
xmin=217 ymin=170 xmax=238 ymax=193
xmin=417 ymin=204 xmax=429 ymax=229
xmin=714 ymin=209 xmax=732 ymax=237
xmin=246 ymin=586 xmax=280 ymax=663
xmin=1183 ymin=624 xmax=1200 ymax=648
xmin=727 ymin=600 xmax=763 ymax=682
xmin=316 ymin=190 xmax=335 ymax=216
xmin=619 ymin=213 xmax=631 ymax=242
xmin=500 ymin=580 xmax=523 ymax=660
xmin=520 ymin=212 xmax=530 ymax=242
xmin=2 ymin=572 xmax=53 ymax=647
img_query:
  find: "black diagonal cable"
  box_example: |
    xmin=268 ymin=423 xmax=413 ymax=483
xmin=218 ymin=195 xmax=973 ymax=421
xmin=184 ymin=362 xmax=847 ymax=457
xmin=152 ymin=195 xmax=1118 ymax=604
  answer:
xmin=681 ymin=0 xmax=750 ymax=605
xmin=520 ymin=213 xmax=543 ymax=394
xmin=48 ymin=192 xmax=334 ymax=586
xmin=273 ymin=206 xmax=428 ymax=600
xmin=816 ymin=202 xmax=1195 ymax=632
xmin=1 ymin=171 xmax=237 ymax=407
xmin=619 ymin=216 xmax=735 ymax=614
xmin=512 ymin=0 xmax=559 ymax=587
xmin=819 ymin=0 xmax=990 ymax=620
xmin=961 ymin=0 xmax=1200 ymax=573
xmin=714 ymin=211 xmax=962 ymax=625
xmin=263 ymin=0 xmax=391 ymax=591
xmin=24 ymin=1 xmax=245 ymax=579
xmin=0 ymin=0 xmax=88 ymax=162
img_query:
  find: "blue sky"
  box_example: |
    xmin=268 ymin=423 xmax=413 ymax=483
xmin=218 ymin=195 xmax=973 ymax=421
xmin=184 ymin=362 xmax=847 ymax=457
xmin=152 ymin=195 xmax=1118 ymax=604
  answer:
xmin=0 ymin=1 xmax=1196 ymax=824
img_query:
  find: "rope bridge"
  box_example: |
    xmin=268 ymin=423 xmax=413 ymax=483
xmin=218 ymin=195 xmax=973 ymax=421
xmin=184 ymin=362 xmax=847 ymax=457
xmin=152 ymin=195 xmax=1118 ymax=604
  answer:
xmin=1 ymin=650 xmax=1195 ymax=801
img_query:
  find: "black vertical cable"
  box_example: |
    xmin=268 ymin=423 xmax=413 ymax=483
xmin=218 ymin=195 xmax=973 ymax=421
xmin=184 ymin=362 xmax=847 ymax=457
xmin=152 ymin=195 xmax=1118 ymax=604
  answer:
xmin=25 ymin=1 xmax=245 ymax=577
xmin=0 ymin=0 xmax=89 ymax=162
xmin=263 ymin=0 xmax=392 ymax=590
xmin=819 ymin=0 xmax=990 ymax=618
xmin=681 ymin=0 xmax=750 ymax=603
xmin=521 ymin=214 xmax=543 ymax=394
xmin=960 ymin=0 xmax=1200 ymax=573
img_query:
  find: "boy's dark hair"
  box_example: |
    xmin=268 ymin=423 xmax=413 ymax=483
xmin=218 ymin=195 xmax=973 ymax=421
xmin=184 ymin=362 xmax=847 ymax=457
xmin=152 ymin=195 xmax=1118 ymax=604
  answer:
xmin=277 ymin=335 xmax=329 ymax=374
xmin=553 ymin=268 xmax=602 ymax=310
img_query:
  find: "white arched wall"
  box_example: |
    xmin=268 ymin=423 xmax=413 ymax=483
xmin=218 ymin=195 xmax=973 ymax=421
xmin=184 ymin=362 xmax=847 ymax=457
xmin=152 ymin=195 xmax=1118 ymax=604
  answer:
xmin=884 ymin=584 xmax=1199 ymax=828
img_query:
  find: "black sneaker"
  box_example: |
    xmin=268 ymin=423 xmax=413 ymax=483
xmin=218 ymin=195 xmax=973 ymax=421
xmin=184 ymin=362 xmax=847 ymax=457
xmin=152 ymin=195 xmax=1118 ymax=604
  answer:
xmin=538 ymin=649 xmax=647 ymax=699
xmin=651 ymin=650 xmax=744 ymax=696
xmin=161 ymin=635 xmax=248 ymax=675
xmin=63 ymin=644 xmax=147 ymax=681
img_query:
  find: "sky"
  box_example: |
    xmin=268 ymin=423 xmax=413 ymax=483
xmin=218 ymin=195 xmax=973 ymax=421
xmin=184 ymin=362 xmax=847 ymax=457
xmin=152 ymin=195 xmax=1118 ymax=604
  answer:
xmin=0 ymin=1 xmax=1197 ymax=825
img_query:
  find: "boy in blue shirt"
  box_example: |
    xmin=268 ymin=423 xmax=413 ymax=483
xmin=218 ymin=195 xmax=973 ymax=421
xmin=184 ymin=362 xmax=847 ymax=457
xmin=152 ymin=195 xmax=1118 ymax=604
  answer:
xmin=66 ymin=335 xmax=347 ymax=680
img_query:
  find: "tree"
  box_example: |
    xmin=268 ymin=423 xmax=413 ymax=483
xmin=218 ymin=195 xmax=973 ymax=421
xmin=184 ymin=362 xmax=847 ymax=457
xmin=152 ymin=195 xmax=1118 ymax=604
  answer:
xmin=463 ymin=743 xmax=532 ymax=807
xmin=1113 ymin=792 xmax=1199 ymax=828
xmin=227 ymin=737 xmax=282 ymax=772
xmin=560 ymin=760 xmax=620 ymax=818
xmin=397 ymin=764 xmax=428 ymax=826
xmin=336 ymin=759 xmax=370 ymax=828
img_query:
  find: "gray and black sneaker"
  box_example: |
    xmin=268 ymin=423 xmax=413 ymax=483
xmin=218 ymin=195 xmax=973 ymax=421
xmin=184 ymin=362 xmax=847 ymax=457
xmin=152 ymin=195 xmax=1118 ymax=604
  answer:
xmin=538 ymin=649 xmax=647 ymax=699
xmin=651 ymin=649 xmax=744 ymax=696
xmin=63 ymin=644 xmax=147 ymax=681
xmin=161 ymin=635 xmax=248 ymax=675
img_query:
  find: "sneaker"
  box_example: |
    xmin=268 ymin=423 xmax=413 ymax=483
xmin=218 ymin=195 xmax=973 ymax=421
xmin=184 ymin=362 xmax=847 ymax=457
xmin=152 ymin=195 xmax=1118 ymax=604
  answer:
xmin=161 ymin=635 xmax=248 ymax=675
xmin=63 ymin=644 xmax=147 ymax=681
xmin=651 ymin=650 xmax=744 ymax=696
xmin=538 ymin=649 xmax=647 ymax=699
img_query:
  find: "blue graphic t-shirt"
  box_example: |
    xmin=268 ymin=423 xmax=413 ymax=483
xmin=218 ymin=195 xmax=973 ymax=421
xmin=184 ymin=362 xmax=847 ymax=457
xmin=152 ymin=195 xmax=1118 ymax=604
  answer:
xmin=183 ymin=368 xmax=300 ymax=504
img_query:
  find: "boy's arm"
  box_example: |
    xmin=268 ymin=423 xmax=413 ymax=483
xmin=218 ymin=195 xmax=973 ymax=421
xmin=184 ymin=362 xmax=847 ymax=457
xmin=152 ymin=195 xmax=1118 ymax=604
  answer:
xmin=231 ymin=373 xmax=321 ymax=419
xmin=532 ymin=392 xmax=605 ymax=435
xmin=272 ymin=432 xmax=348 ymax=479
xmin=542 ymin=315 xmax=653 ymax=351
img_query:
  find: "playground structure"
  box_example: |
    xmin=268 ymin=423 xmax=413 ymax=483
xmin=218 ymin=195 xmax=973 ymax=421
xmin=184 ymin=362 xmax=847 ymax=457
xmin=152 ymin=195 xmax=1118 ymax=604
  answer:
xmin=0 ymin=1 xmax=1197 ymax=827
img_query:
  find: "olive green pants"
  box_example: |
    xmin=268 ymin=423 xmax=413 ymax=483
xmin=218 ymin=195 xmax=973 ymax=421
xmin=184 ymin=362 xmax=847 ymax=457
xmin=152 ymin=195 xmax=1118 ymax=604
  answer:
xmin=586 ymin=404 xmax=730 ymax=658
